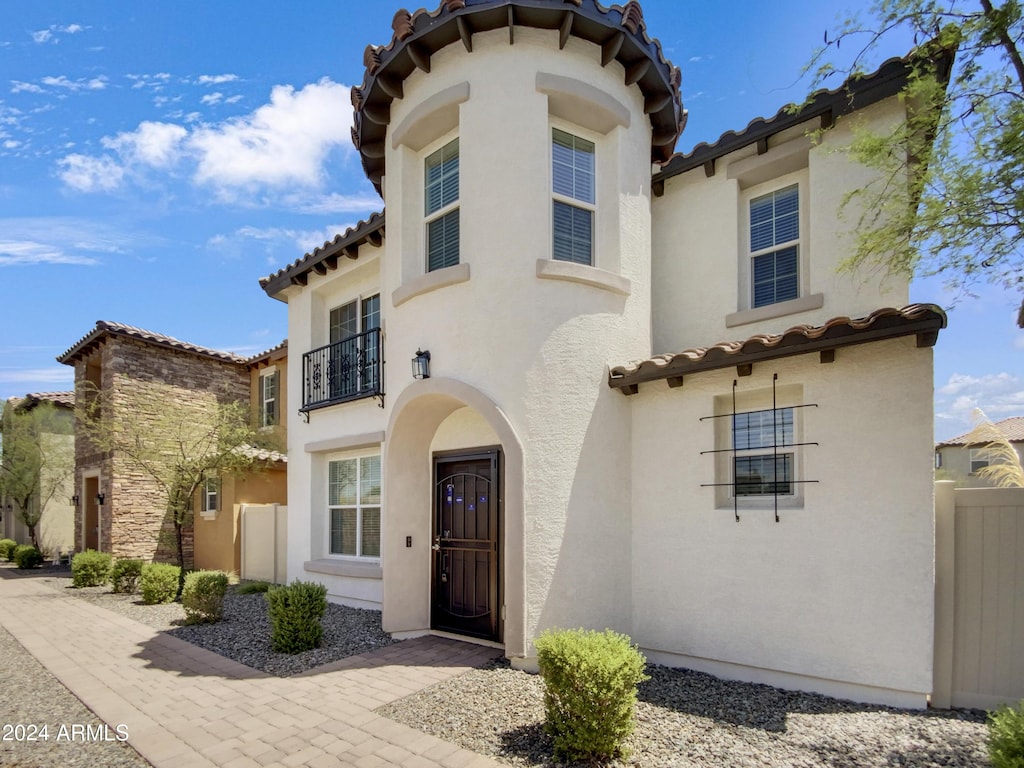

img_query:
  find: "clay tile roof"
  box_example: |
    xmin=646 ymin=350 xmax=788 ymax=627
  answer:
xmin=937 ymin=416 xmax=1024 ymax=447
xmin=260 ymin=211 xmax=385 ymax=299
xmin=245 ymin=339 xmax=288 ymax=365
xmin=608 ymin=304 xmax=947 ymax=394
xmin=352 ymin=0 xmax=685 ymax=193
xmin=57 ymin=321 xmax=247 ymax=366
xmin=654 ymin=42 xmax=956 ymax=187
xmin=24 ymin=391 xmax=76 ymax=409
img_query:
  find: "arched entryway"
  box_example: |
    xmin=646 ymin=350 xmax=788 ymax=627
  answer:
xmin=383 ymin=378 xmax=525 ymax=658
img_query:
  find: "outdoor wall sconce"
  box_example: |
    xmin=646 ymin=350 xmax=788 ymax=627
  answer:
xmin=412 ymin=349 xmax=431 ymax=380
xmin=96 ymin=493 xmax=105 ymax=506
xmin=71 ymin=495 xmax=80 ymax=507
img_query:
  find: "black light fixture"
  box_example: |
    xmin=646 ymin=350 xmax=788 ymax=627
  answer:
xmin=96 ymin=493 xmax=105 ymax=506
xmin=72 ymin=495 xmax=80 ymax=507
xmin=412 ymin=349 xmax=431 ymax=380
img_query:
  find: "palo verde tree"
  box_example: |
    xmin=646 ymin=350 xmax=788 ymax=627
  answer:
xmin=804 ymin=1 xmax=1024 ymax=314
xmin=0 ymin=398 xmax=75 ymax=551
xmin=78 ymin=383 xmax=277 ymax=596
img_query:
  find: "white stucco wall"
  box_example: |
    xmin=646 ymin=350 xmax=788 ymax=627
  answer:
xmin=380 ymin=27 xmax=653 ymax=655
xmin=651 ymin=99 xmax=910 ymax=354
xmin=628 ymin=336 xmax=936 ymax=707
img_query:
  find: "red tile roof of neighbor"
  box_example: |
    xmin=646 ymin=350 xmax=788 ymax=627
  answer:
xmin=937 ymin=417 xmax=1024 ymax=447
xmin=608 ymin=304 xmax=947 ymax=394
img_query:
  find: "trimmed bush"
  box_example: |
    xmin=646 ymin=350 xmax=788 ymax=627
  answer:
xmin=13 ymin=545 xmax=43 ymax=569
xmin=534 ymin=628 xmax=649 ymax=763
xmin=265 ymin=580 xmax=327 ymax=653
xmin=235 ymin=580 xmax=272 ymax=595
xmin=140 ymin=562 xmax=180 ymax=605
xmin=0 ymin=539 xmax=17 ymax=561
xmin=110 ymin=558 xmax=144 ymax=594
xmin=989 ymin=700 xmax=1024 ymax=768
xmin=71 ymin=550 xmax=112 ymax=587
xmin=182 ymin=570 xmax=229 ymax=624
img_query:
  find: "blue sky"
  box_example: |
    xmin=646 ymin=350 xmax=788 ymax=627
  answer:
xmin=0 ymin=1 xmax=1019 ymax=441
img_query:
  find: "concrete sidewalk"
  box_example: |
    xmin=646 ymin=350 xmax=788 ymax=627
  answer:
xmin=0 ymin=573 xmax=503 ymax=768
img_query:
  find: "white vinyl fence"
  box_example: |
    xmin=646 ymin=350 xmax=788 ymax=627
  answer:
xmin=240 ymin=504 xmax=288 ymax=585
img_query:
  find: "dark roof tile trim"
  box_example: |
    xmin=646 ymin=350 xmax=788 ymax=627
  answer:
xmin=608 ymin=304 xmax=947 ymax=393
xmin=245 ymin=339 xmax=288 ymax=366
xmin=57 ymin=321 xmax=247 ymax=366
xmin=352 ymin=0 xmax=685 ymax=193
xmin=654 ymin=43 xmax=956 ymax=186
xmin=259 ymin=211 xmax=385 ymax=298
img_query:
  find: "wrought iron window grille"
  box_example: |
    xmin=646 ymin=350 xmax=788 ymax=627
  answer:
xmin=700 ymin=373 xmax=818 ymax=522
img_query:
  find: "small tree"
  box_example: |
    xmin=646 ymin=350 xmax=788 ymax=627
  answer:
xmin=0 ymin=398 xmax=74 ymax=551
xmin=78 ymin=383 xmax=276 ymax=597
xmin=803 ymin=2 xmax=1024 ymax=315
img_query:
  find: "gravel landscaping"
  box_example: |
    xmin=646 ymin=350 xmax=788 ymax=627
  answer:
xmin=4 ymin=564 xmax=994 ymax=767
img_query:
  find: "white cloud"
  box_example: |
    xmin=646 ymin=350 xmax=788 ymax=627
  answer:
xmin=935 ymin=371 xmax=1024 ymax=438
xmin=210 ymin=223 xmax=357 ymax=260
xmin=201 ymin=92 xmax=223 ymax=106
xmin=102 ymin=121 xmax=187 ymax=168
xmin=57 ymin=154 xmax=125 ymax=192
xmin=0 ymin=240 xmax=100 ymax=266
xmin=0 ymin=367 xmax=75 ymax=385
xmin=197 ymin=74 xmax=239 ymax=85
xmin=190 ymin=78 xmax=352 ymax=193
xmin=290 ymin=192 xmax=382 ymax=215
xmin=40 ymin=75 xmax=107 ymax=92
xmin=11 ymin=81 xmax=45 ymax=94
xmin=31 ymin=30 xmax=53 ymax=44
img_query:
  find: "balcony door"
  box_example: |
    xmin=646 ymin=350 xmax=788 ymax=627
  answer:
xmin=328 ymin=295 xmax=380 ymax=400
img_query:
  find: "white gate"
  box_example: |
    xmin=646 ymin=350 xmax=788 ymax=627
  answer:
xmin=240 ymin=504 xmax=288 ymax=584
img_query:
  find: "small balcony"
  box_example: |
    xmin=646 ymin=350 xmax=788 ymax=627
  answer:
xmin=302 ymin=328 xmax=383 ymax=411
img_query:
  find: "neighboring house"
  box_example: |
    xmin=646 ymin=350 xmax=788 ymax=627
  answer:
xmin=0 ymin=392 xmax=75 ymax=557
xmin=260 ymin=0 xmax=949 ymax=708
xmin=57 ymin=322 xmax=287 ymax=571
xmin=935 ymin=416 xmax=1024 ymax=487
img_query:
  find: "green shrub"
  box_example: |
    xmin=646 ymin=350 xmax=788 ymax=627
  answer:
xmin=110 ymin=559 xmax=144 ymax=594
xmin=265 ymin=580 xmax=327 ymax=653
xmin=182 ymin=570 xmax=229 ymax=623
xmin=140 ymin=563 xmax=180 ymax=605
xmin=71 ymin=550 xmax=112 ymax=587
xmin=0 ymin=539 xmax=17 ymax=561
xmin=236 ymin=580 xmax=272 ymax=595
xmin=13 ymin=545 xmax=43 ymax=569
xmin=534 ymin=628 xmax=649 ymax=763
xmin=989 ymin=700 xmax=1024 ymax=768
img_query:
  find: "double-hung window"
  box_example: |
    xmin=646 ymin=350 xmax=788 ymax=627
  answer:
xmin=328 ymin=455 xmax=381 ymax=558
xmin=552 ymin=128 xmax=595 ymax=265
xmin=259 ymin=370 xmax=279 ymax=428
xmin=328 ymin=294 xmax=380 ymax=398
xmin=969 ymin=448 xmax=990 ymax=474
xmin=749 ymin=184 xmax=799 ymax=308
xmin=425 ymin=138 xmax=459 ymax=272
xmin=732 ymin=408 xmax=794 ymax=496
xmin=200 ymin=476 xmax=219 ymax=516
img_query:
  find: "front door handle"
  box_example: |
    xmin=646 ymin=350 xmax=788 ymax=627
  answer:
xmin=431 ymin=536 xmax=441 ymax=552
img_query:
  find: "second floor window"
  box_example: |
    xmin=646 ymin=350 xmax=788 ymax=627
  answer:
xmin=259 ymin=370 xmax=279 ymax=428
xmin=328 ymin=294 xmax=380 ymax=398
xmin=425 ymin=138 xmax=459 ymax=272
xmin=552 ymin=128 xmax=595 ymax=265
xmin=749 ymin=184 xmax=799 ymax=308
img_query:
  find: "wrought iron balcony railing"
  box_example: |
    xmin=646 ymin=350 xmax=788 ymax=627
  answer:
xmin=302 ymin=328 xmax=382 ymax=411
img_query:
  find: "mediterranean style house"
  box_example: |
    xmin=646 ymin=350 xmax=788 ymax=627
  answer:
xmin=935 ymin=416 xmax=1024 ymax=487
xmin=57 ymin=322 xmax=287 ymax=572
xmin=0 ymin=391 xmax=75 ymax=557
xmin=260 ymin=0 xmax=950 ymax=708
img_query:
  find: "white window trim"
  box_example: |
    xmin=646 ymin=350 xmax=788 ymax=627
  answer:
xmin=550 ymin=121 xmax=598 ymax=268
xmin=739 ymin=170 xmax=809 ymax=313
xmin=326 ymin=451 xmax=381 ymax=562
xmin=259 ymin=367 xmax=278 ymax=429
xmin=969 ymin=448 xmax=990 ymax=474
xmin=200 ymin=476 xmax=219 ymax=519
xmin=423 ymin=133 xmax=460 ymax=273
xmin=713 ymin=386 xmax=806 ymax=511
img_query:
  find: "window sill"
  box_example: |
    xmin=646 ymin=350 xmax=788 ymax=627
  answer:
xmin=392 ymin=262 xmax=470 ymax=307
xmin=725 ymin=293 xmax=824 ymax=328
xmin=535 ymin=259 xmax=631 ymax=296
xmin=304 ymin=559 xmax=382 ymax=580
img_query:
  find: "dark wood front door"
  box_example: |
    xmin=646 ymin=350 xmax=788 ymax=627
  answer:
xmin=432 ymin=449 xmax=501 ymax=641
xmin=84 ymin=476 xmax=99 ymax=551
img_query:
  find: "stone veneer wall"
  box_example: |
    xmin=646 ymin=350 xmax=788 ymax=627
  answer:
xmin=74 ymin=336 xmax=249 ymax=567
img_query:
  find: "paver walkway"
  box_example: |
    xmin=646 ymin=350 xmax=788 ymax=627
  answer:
xmin=0 ymin=573 xmax=504 ymax=768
